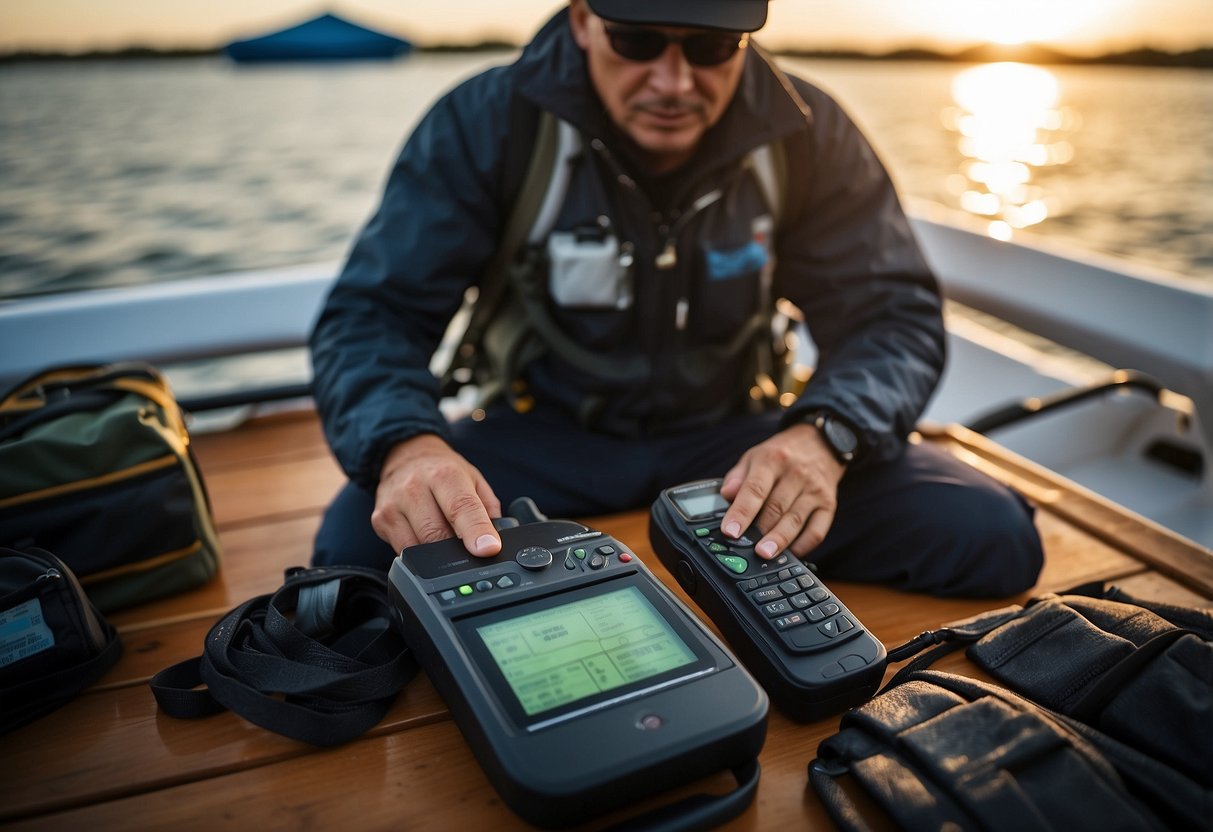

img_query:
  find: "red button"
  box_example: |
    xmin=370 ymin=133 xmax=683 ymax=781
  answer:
xmin=619 ymin=553 xmax=633 ymax=563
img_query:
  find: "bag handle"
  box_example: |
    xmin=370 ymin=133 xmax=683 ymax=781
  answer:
xmin=150 ymin=566 xmax=419 ymax=747
xmin=601 ymin=759 xmax=761 ymax=832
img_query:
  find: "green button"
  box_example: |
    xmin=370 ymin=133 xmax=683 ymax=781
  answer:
xmin=715 ymin=555 xmax=748 ymax=574
xmin=458 ymin=584 xmax=474 ymax=596
xmin=572 ymin=547 xmax=587 ymax=559
xmin=694 ymin=527 xmax=712 ymax=537
xmin=708 ymin=542 xmax=728 ymax=553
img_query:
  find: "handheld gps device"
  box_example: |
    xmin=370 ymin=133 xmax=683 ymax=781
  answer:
xmin=388 ymin=500 xmax=767 ymax=830
xmin=649 ymin=480 xmax=887 ymax=722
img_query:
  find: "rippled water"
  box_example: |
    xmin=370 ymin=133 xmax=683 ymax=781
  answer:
xmin=1 ymin=53 xmax=1211 ymax=299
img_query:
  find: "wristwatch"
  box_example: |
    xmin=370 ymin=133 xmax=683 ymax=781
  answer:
xmin=807 ymin=410 xmax=859 ymax=464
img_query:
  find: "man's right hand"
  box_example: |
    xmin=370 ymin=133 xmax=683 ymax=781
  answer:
xmin=372 ymin=434 xmax=503 ymax=558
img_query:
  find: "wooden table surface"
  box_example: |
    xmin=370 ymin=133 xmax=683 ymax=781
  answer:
xmin=3 ymin=411 xmax=1209 ymax=831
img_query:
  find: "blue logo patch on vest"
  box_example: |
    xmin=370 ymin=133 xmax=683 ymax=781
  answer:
xmin=706 ymin=241 xmax=768 ymax=281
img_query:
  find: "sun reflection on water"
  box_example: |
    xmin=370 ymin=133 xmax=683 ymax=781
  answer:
xmin=942 ymin=62 xmax=1080 ymax=240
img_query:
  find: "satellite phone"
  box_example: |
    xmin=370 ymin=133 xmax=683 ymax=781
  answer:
xmin=650 ymin=479 xmax=887 ymax=721
xmin=388 ymin=499 xmax=768 ymax=830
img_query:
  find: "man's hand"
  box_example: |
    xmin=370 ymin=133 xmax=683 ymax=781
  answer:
xmin=373 ymin=434 xmax=503 ymax=558
xmin=718 ymin=423 xmax=845 ymax=559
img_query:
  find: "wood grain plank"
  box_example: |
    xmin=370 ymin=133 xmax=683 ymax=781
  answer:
xmin=2 ymin=717 xmax=815 ymax=831
xmin=202 ymin=454 xmax=345 ymax=529
xmin=1114 ymin=570 xmax=1213 ymax=608
xmin=190 ymin=410 xmax=332 ymax=471
xmin=3 ymin=652 xmax=987 ymax=832
xmin=0 ymin=671 xmax=450 ymax=823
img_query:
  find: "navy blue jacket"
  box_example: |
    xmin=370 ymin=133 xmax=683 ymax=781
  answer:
xmin=310 ymin=10 xmax=946 ymax=490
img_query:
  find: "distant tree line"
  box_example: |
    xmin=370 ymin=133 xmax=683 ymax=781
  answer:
xmin=776 ymin=43 xmax=1213 ymax=68
xmin=2 ymin=41 xmax=1211 ymax=68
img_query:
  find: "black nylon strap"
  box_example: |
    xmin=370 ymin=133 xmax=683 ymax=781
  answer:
xmin=149 ymin=566 xmax=418 ymax=746
xmin=881 ymin=604 xmax=1027 ymax=692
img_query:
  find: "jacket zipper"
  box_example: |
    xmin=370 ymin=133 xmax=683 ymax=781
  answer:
xmin=587 ymin=138 xmax=728 ymax=334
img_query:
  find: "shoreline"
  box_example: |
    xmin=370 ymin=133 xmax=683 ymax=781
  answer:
xmin=2 ymin=43 xmax=1211 ymax=69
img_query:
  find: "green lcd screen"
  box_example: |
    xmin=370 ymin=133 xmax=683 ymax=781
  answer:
xmin=475 ymin=586 xmax=698 ymax=717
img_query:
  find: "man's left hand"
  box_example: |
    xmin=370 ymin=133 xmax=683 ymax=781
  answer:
xmin=718 ymin=422 xmax=845 ymax=559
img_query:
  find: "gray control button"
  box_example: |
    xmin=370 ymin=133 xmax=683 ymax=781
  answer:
xmin=789 ymin=623 xmax=830 ymax=649
xmin=515 ymin=546 xmax=554 ymax=570
xmin=821 ymin=661 xmax=845 ymax=679
xmin=474 ymin=580 xmax=493 ymax=592
xmin=773 ymin=612 xmax=807 ymax=631
xmin=752 ymin=587 xmax=783 ymax=604
xmin=496 ymin=575 xmax=516 ymax=589
xmin=763 ymin=600 xmax=793 ymax=617
xmin=438 ymin=589 xmax=457 ymax=602
xmin=839 ymin=652 xmax=867 ymax=670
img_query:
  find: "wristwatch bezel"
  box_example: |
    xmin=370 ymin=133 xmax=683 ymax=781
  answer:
xmin=809 ymin=411 xmax=858 ymax=464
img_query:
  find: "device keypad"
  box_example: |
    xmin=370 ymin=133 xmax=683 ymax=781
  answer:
xmin=696 ymin=524 xmax=858 ymax=652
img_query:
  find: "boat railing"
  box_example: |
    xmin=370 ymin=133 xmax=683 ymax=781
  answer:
xmin=2 ymin=211 xmax=1209 ymax=455
xmin=909 ymin=211 xmax=1213 ymax=459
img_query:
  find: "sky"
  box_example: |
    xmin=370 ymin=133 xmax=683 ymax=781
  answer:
xmin=3 ymin=0 xmax=1212 ymax=55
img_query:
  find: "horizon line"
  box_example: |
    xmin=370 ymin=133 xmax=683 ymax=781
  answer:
xmin=2 ymin=39 xmax=1211 ymax=65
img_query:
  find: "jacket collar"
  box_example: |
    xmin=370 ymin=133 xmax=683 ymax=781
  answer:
xmin=510 ymin=9 xmax=810 ymax=172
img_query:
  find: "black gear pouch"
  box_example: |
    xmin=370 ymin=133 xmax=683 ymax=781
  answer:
xmin=0 ymin=546 xmax=122 ymax=734
xmin=809 ymin=586 xmax=1213 ymax=831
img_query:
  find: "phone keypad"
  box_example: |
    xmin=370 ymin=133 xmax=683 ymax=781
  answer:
xmin=696 ymin=524 xmax=859 ymax=653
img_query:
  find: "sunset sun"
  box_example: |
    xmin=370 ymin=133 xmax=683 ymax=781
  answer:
xmin=935 ymin=0 xmax=1120 ymax=46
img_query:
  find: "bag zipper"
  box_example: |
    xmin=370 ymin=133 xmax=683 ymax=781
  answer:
xmin=21 ymin=550 xmax=110 ymax=653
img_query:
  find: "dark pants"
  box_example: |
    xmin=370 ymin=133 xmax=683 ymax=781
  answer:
xmin=313 ymin=403 xmax=1044 ymax=598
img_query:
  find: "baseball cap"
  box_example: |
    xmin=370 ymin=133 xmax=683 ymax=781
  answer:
xmin=586 ymin=0 xmax=769 ymax=32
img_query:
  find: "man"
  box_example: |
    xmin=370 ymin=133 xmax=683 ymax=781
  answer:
xmin=309 ymin=0 xmax=1044 ymax=597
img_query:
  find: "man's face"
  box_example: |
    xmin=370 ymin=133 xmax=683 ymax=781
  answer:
xmin=569 ymin=1 xmax=748 ymax=174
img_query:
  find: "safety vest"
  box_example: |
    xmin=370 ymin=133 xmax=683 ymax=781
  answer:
xmin=440 ymin=109 xmax=793 ymax=418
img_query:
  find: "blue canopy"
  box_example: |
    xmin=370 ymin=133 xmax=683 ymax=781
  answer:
xmin=225 ymin=12 xmax=412 ymax=62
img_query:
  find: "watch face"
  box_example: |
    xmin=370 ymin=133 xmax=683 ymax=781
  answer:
xmin=823 ymin=417 xmax=858 ymax=459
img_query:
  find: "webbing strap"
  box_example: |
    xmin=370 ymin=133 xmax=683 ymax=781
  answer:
xmin=439 ymin=107 xmax=563 ymax=393
xmin=150 ymin=566 xmax=418 ymax=747
xmin=527 ymin=118 xmax=581 ymax=245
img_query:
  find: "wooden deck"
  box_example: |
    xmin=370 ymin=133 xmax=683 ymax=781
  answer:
xmin=3 ymin=410 xmax=1210 ymax=831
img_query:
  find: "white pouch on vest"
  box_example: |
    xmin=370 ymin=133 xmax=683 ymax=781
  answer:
xmin=547 ymin=232 xmax=632 ymax=310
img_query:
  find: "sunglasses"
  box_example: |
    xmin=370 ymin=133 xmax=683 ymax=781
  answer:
xmin=602 ymin=24 xmax=748 ymax=67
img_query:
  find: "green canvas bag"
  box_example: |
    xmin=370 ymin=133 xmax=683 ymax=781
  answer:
xmin=0 ymin=363 xmax=221 ymax=612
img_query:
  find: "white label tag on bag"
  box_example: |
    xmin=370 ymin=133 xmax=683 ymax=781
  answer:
xmin=0 ymin=598 xmax=56 ymax=668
